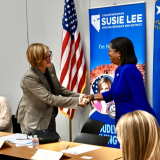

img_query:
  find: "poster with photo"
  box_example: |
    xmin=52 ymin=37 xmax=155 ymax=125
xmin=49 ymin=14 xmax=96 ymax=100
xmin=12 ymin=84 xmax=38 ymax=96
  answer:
xmin=89 ymin=2 xmax=145 ymax=148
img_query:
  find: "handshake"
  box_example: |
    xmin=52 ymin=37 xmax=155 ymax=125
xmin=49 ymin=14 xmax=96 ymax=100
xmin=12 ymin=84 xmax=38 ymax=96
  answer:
xmin=78 ymin=94 xmax=91 ymax=107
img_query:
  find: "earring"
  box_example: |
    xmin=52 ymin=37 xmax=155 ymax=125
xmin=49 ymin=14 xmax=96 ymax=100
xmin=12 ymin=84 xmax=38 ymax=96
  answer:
xmin=119 ymin=56 xmax=121 ymax=59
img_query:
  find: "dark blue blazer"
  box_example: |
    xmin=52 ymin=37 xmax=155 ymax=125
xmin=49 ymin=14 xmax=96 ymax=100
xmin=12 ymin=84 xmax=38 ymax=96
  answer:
xmin=102 ymin=64 xmax=156 ymax=123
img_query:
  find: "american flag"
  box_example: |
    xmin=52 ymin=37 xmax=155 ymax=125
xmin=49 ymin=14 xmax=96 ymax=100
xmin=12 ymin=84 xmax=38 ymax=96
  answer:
xmin=59 ymin=0 xmax=87 ymax=120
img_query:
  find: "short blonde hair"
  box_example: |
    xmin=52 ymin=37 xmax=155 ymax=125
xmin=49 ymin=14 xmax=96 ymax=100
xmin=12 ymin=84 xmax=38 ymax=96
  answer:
xmin=26 ymin=43 xmax=49 ymax=68
xmin=98 ymin=77 xmax=112 ymax=92
xmin=116 ymin=110 xmax=160 ymax=160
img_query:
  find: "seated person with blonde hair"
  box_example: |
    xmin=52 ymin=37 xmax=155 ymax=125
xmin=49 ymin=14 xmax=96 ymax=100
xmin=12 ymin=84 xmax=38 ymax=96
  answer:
xmin=116 ymin=110 xmax=160 ymax=160
xmin=0 ymin=96 xmax=13 ymax=133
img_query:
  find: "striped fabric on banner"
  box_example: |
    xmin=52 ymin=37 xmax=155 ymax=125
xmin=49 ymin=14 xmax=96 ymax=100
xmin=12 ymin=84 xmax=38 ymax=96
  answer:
xmin=59 ymin=0 xmax=87 ymax=120
xmin=153 ymin=0 xmax=160 ymax=126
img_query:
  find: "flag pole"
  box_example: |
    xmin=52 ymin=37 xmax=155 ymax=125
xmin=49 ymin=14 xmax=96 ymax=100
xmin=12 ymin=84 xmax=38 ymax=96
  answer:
xmin=60 ymin=0 xmax=87 ymax=142
xmin=69 ymin=118 xmax=72 ymax=141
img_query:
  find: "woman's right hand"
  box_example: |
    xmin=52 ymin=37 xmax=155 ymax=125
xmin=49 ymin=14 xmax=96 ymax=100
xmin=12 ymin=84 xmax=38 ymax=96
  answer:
xmin=78 ymin=95 xmax=90 ymax=107
xmin=83 ymin=95 xmax=91 ymax=101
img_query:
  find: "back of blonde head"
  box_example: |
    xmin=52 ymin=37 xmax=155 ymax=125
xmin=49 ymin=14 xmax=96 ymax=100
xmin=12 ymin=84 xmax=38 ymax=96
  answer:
xmin=116 ymin=110 xmax=160 ymax=160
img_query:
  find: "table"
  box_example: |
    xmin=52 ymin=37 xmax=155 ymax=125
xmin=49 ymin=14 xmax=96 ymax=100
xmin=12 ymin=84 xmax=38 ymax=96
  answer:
xmin=0 ymin=132 xmax=122 ymax=160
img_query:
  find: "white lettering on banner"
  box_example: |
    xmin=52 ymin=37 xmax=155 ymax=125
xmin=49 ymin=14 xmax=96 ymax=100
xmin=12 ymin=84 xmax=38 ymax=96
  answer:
xmin=102 ymin=16 xmax=124 ymax=25
xmin=106 ymin=44 xmax=109 ymax=49
xmin=127 ymin=14 xmax=142 ymax=23
xmin=102 ymin=12 xmax=124 ymax=17
xmin=92 ymin=12 xmax=143 ymax=33
xmin=99 ymin=124 xmax=117 ymax=145
xmin=101 ymin=14 xmax=142 ymax=26
xmin=99 ymin=44 xmax=105 ymax=49
xmin=137 ymin=14 xmax=142 ymax=22
xmin=102 ymin=25 xmax=124 ymax=29
xmin=98 ymin=44 xmax=110 ymax=50
xmin=100 ymin=124 xmax=116 ymax=134
xmin=125 ymin=23 xmax=142 ymax=27
xmin=99 ymin=134 xmax=117 ymax=145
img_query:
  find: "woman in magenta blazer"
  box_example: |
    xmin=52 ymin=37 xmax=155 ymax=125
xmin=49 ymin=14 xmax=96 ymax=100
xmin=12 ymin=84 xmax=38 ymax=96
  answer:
xmin=86 ymin=37 xmax=156 ymax=123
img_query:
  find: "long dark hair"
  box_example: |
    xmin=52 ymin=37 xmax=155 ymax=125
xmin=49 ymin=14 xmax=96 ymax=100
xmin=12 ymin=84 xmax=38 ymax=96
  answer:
xmin=110 ymin=37 xmax=137 ymax=65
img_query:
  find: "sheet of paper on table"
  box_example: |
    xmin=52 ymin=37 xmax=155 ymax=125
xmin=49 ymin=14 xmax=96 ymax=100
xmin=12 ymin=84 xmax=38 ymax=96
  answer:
xmin=0 ymin=139 xmax=12 ymax=149
xmin=81 ymin=156 xmax=93 ymax=159
xmin=0 ymin=133 xmax=32 ymax=147
xmin=61 ymin=144 xmax=101 ymax=155
xmin=31 ymin=149 xmax=67 ymax=160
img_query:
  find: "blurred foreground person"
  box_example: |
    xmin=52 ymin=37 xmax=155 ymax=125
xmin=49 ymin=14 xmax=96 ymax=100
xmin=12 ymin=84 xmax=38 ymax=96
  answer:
xmin=116 ymin=110 xmax=160 ymax=160
xmin=0 ymin=96 xmax=13 ymax=133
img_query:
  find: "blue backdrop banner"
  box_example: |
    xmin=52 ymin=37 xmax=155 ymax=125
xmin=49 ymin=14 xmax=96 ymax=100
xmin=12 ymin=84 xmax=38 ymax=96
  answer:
xmin=89 ymin=2 xmax=146 ymax=148
xmin=153 ymin=0 xmax=160 ymax=126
